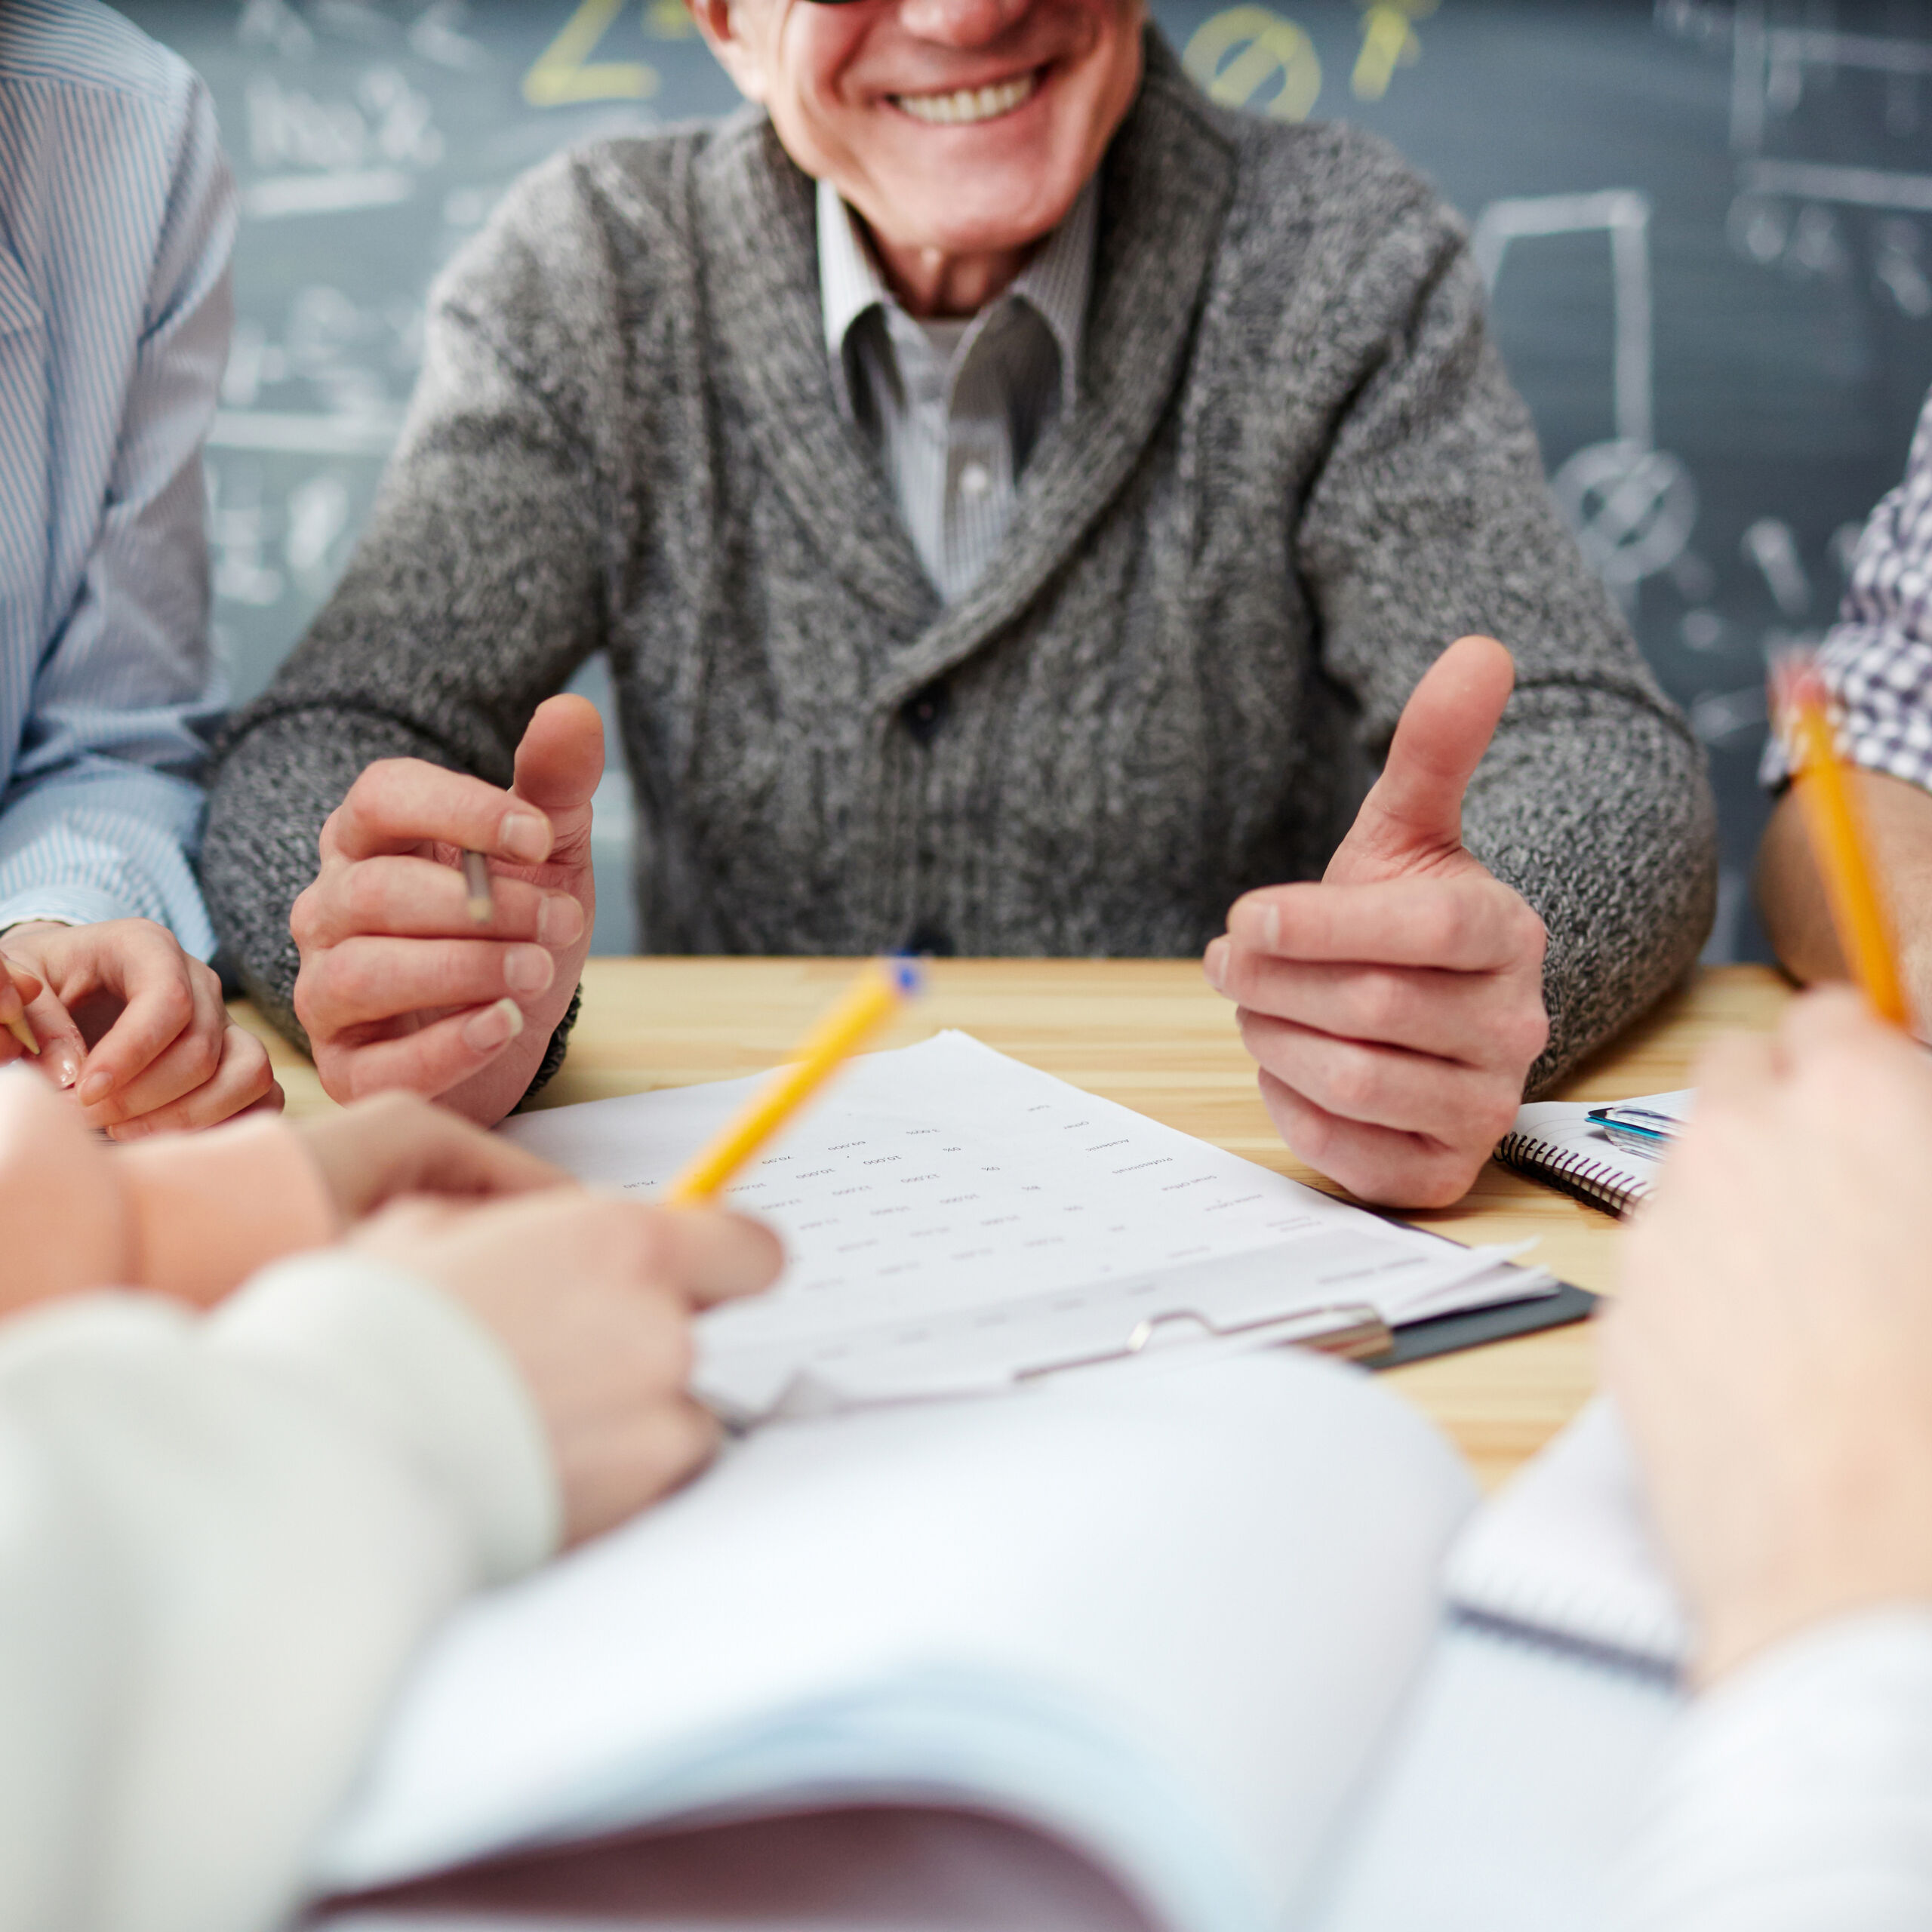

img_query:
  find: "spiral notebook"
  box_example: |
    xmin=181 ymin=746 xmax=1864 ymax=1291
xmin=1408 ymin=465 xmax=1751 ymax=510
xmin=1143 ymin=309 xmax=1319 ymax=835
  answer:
xmin=1494 ymin=1091 xmax=1694 ymax=1218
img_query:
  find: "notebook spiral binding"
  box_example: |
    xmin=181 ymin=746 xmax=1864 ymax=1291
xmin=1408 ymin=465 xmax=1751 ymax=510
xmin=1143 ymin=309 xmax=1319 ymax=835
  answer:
xmin=1494 ymin=1132 xmax=1651 ymax=1220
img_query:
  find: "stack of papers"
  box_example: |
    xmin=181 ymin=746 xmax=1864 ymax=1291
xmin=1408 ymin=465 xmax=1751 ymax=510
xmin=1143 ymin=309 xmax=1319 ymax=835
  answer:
xmin=506 ymin=1032 xmax=1555 ymax=1420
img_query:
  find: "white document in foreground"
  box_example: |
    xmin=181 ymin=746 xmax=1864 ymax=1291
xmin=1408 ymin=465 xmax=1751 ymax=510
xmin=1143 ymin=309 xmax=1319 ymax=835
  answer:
xmin=317 ymin=1352 xmax=1478 ymax=1932
xmin=503 ymin=1032 xmax=1552 ymax=1418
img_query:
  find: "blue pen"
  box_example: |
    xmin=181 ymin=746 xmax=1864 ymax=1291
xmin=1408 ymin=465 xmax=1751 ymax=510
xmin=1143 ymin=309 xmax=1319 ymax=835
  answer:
xmin=1586 ymin=1104 xmax=1680 ymax=1160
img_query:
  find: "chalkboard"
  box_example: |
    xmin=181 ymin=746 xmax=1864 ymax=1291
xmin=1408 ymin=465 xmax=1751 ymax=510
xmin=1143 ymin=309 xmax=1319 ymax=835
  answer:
xmin=122 ymin=0 xmax=1932 ymax=960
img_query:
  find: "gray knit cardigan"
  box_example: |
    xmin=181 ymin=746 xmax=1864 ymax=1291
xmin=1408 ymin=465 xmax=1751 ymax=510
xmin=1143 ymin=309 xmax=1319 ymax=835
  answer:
xmin=204 ymin=32 xmax=1717 ymax=1098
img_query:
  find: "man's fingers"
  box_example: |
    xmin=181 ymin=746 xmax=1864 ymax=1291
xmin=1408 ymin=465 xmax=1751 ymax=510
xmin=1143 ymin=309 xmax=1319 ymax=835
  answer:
xmin=645 ymin=1205 xmax=785 ymax=1308
xmin=1332 ymin=635 xmax=1515 ymax=875
xmin=1225 ymin=877 xmax=1547 ymax=973
xmin=301 ymin=934 xmax=558 ymax=1031
xmin=325 ymin=758 xmax=555 ymax=868
xmin=303 ymin=855 xmax=585 ymax=949
xmin=1237 ymin=1008 xmax=1518 ymax=1148
xmin=318 ymin=998 xmax=527 ymax=1103
xmin=1256 ymin=1069 xmax=1479 ymax=1210
xmin=511 ymin=694 xmax=605 ymax=846
xmin=105 ymin=1026 xmax=282 ymax=1140
xmin=1211 ymin=951 xmax=1546 ymax=1069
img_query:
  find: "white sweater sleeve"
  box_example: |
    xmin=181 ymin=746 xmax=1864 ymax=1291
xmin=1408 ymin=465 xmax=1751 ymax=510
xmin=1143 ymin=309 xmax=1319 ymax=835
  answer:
xmin=1614 ymin=1609 xmax=1932 ymax=1931
xmin=0 ymin=1257 xmax=561 ymax=1932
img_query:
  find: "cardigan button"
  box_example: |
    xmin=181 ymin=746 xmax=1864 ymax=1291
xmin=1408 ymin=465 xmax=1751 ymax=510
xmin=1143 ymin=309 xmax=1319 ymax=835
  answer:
xmin=901 ymin=683 xmax=950 ymax=745
xmin=903 ymin=922 xmax=955 ymax=957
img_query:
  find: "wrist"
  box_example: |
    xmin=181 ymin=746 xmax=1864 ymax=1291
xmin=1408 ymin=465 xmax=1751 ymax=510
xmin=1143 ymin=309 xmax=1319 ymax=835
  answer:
xmin=1695 ymin=1519 xmax=1932 ymax=1687
xmin=0 ymin=919 xmax=70 ymax=947
xmin=121 ymin=1118 xmax=339 ymax=1305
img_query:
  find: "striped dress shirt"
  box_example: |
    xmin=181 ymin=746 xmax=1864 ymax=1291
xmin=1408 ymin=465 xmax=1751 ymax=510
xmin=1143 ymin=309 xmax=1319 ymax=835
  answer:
xmin=0 ymin=0 xmax=234 ymax=955
xmin=817 ymin=178 xmax=1096 ymax=604
xmin=1762 ymin=385 xmax=1932 ymax=795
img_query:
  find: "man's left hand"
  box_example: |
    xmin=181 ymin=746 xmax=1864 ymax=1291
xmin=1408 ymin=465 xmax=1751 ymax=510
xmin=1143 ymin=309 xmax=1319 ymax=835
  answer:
xmin=1204 ymin=635 xmax=1548 ymax=1209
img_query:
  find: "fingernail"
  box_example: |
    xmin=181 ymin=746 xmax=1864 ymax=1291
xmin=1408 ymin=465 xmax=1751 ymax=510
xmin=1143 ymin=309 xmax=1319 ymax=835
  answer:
xmin=536 ymin=893 xmax=583 ymax=948
xmin=463 ymin=997 xmax=525 ymax=1053
xmin=1204 ymin=937 xmax=1229 ymax=990
xmin=499 ymin=812 xmax=551 ymax=865
xmin=1263 ymin=905 xmax=1281 ymax=950
xmin=503 ymin=945 xmax=554 ymax=995
xmin=48 ymin=1044 xmax=82 ymax=1091
xmin=110 ymin=1118 xmax=151 ymax=1143
xmin=78 ymin=1069 xmax=113 ymax=1106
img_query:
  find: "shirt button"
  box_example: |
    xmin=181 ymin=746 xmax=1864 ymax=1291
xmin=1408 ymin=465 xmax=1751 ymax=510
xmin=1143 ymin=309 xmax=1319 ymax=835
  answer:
xmin=901 ymin=683 xmax=950 ymax=744
xmin=958 ymin=460 xmax=992 ymax=501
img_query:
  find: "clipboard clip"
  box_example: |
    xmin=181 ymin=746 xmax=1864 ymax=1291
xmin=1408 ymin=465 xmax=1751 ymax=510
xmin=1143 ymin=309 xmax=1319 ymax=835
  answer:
xmin=1014 ymin=1303 xmax=1393 ymax=1386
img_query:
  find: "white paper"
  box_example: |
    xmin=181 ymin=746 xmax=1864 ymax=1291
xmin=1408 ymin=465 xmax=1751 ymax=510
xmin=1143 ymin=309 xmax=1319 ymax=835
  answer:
xmin=318 ymin=1351 xmax=1479 ymax=1932
xmin=506 ymin=1032 xmax=1554 ymax=1418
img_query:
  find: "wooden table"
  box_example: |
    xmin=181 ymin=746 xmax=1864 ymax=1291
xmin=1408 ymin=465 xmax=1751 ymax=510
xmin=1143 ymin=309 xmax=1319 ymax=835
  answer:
xmin=238 ymin=959 xmax=1790 ymax=1490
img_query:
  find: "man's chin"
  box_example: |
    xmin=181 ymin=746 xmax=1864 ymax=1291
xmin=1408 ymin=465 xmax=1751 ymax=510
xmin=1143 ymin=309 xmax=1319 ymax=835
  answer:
xmin=859 ymin=170 xmax=1086 ymax=261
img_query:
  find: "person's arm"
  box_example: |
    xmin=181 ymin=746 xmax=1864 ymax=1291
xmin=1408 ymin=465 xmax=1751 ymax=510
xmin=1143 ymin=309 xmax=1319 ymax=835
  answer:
xmin=1614 ymin=1611 xmax=1932 ymax=1930
xmin=0 ymin=71 xmax=281 ymax=1132
xmin=0 ymin=72 xmax=233 ymax=952
xmin=0 ymin=1060 xmax=567 ymax=1317
xmin=0 ymin=1188 xmax=779 ymax=1932
xmin=0 ymin=1261 xmax=556 ymax=1932
xmin=1758 ymin=771 xmax=1932 ymax=1010
xmin=1297 ymin=191 xmax=1716 ymax=1090
xmin=202 ymin=155 xmax=624 ymax=1117
xmin=1602 ymin=989 xmax=1932 ymax=1927
xmin=1208 ymin=182 xmax=1715 ymax=1206
xmin=1757 ymin=390 xmax=1932 ymax=1025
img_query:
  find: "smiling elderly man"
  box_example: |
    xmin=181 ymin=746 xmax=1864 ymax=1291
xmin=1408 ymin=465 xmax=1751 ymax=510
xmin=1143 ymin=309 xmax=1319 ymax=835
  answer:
xmin=203 ymin=0 xmax=1716 ymax=1210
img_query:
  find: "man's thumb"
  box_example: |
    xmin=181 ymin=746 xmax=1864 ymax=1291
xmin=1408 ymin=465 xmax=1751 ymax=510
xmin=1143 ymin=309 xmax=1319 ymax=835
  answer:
xmin=1332 ymin=635 xmax=1514 ymax=880
xmin=512 ymin=694 xmax=605 ymax=832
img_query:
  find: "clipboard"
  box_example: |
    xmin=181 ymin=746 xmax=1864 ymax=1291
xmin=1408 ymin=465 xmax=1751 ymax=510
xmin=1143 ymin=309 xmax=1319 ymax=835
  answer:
xmin=1014 ymin=1276 xmax=1598 ymax=1380
xmin=715 ymin=1266 xmax=1598 ymax=1423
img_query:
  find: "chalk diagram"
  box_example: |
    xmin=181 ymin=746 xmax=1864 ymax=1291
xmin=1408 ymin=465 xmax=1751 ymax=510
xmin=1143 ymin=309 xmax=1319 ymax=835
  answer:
xmin=1637 ymin=4 xmax=1932 ymax=772
xmin=1472 ymin=190 xmax=1699 ymax=605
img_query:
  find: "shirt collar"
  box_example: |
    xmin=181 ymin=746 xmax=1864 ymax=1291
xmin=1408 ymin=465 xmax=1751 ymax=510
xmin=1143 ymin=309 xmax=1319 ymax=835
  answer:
xmin=817 ymin=174 xmax=1097 ymax=415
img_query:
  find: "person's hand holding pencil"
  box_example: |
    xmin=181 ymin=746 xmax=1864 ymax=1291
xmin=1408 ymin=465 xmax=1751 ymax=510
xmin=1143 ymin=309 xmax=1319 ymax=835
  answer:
xmin=1774 ymin=656 xmax=1911 ymax=1032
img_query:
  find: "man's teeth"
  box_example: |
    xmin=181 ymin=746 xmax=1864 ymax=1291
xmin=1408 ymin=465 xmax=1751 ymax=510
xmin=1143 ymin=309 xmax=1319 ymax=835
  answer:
xmin=894 ymin=72 xmax=1037 ymax=125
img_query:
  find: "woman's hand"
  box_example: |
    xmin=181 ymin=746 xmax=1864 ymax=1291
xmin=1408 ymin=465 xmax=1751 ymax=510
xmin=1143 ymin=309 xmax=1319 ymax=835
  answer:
xmin=0 ymin=918 xmax=279 ymax=1137
xmin=349 ymin=1191 xmax=783 ymax=1543
xmin=294 ymin=1092 xmax=570 ymax=1226
xmin=1606 ymin=988 xmax=1932 ymax=1686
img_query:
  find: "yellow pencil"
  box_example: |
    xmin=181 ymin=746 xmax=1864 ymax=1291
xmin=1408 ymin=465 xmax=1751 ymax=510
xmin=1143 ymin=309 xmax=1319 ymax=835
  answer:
xmin=663 ymin=956 xmax=923 ymax=1204
xmin=1782 ymin=663 xmax=1909 ymax=1028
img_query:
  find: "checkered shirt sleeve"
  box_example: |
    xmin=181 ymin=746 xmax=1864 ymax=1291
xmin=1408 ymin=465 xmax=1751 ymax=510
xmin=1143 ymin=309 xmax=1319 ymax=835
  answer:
xmin=1761 ymin=389 xmax=1932 ymax=794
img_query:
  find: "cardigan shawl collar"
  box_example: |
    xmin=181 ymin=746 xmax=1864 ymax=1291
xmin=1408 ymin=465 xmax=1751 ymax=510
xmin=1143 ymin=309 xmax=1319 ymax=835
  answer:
xmin=696 ymin=29 xmax=1238 ymax=709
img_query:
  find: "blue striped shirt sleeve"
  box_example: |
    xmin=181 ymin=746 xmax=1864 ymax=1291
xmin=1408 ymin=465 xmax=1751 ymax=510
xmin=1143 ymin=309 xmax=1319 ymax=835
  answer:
xmin=0 ymin=12 xmax=234 ymax=956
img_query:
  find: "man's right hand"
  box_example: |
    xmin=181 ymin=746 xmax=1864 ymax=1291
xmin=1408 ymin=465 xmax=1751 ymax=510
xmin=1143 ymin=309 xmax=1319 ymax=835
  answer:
xmin=291 ymin=694 xmax=601 ymax=1124
xmin=349 ymin=1192 xmax=783 ymax=1544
